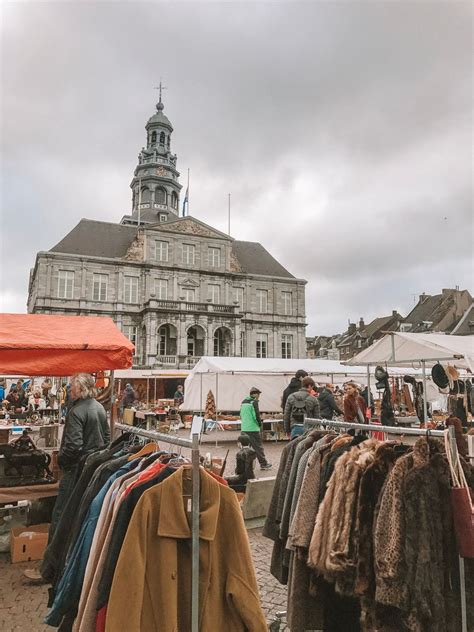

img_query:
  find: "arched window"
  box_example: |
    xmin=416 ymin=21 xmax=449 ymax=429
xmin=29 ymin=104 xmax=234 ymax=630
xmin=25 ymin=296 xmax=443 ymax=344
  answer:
xmin=155 ymin=188 xmax=166 ymax=205
xmin=167 ymin=136 xmax=170 ymax=148
xmin=141 ymin=187 xmax=152 ymax=203
xmin=171 ymin=191 xmax=178 ymax=209
xmin=160 ymin=132 xmax=165 ymax=145
xmin=151 ymin=131 xmax=157 ymax=145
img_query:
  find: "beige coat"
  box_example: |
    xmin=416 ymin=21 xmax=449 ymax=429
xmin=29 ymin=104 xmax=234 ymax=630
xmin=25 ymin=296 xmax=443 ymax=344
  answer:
xmin=106 ymin=467 xmax=267 ymax=632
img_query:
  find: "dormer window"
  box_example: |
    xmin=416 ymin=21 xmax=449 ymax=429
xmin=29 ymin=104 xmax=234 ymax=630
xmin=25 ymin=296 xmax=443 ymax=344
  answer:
xmin=160 ymin=132 xmax=165 ymax=145
xmin=159 ymin=214 xmax=167 ymax=223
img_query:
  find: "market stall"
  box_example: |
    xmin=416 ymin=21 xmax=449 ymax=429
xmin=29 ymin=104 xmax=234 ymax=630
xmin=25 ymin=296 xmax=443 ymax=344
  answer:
xmin=347 ymin=332 xmax=474 ymax=423
xmin=181 ymin=356 xmax=429 ymax=413
xmin=0 ymin=313 xmax=133 ymax=501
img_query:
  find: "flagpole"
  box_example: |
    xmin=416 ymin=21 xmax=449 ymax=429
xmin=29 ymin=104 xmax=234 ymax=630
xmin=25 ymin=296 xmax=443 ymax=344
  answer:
xmin=187 ymin=168 xmax=190 ymax=217
xmin=228 ymin=193 xmax=231 ymax=235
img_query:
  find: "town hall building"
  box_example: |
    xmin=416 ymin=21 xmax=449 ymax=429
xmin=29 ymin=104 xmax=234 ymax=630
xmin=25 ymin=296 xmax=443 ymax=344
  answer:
xmin=27 ymin=95 xmax=307 ymax=368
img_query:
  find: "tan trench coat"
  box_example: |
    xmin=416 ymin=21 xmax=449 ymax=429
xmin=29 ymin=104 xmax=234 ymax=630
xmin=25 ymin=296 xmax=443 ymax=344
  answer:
xmin=106 ymin=467 xmax=267 ymax=632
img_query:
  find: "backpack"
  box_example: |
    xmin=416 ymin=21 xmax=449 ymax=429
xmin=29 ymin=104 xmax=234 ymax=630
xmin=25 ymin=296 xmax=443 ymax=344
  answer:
xmin=290 ymin=397 xmax=308 ymax=426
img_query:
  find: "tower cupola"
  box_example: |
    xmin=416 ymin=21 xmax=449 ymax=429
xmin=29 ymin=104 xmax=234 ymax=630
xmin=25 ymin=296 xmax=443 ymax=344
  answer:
xmin=127 ymin=84 xmax=182 ymax=225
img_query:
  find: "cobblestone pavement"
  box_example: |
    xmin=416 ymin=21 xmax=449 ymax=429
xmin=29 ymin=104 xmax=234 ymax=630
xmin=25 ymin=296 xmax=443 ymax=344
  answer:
xmin=0 ymin=529 xmax=287 ymax=632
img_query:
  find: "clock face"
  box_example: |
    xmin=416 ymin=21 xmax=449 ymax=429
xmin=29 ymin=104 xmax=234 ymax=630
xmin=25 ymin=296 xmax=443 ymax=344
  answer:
xmin=156 ymin=167 xmax=166 ymax=177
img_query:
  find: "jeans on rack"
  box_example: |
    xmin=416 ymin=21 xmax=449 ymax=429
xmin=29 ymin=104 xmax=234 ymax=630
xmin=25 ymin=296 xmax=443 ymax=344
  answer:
xmin=290 ymin=424 xmax=305 ymax=440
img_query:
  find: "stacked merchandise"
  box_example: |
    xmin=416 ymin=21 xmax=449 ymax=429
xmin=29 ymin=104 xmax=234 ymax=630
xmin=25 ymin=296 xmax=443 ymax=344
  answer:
xmin=41 ymin=432 xmax=267 ymax=632
xmin=264 ymin=429 xmax=473 ymax=632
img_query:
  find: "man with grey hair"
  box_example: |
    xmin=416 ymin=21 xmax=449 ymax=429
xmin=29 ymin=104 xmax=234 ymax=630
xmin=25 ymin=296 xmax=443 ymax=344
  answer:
xmin=52 ymin=373 xmax=109 ymax=538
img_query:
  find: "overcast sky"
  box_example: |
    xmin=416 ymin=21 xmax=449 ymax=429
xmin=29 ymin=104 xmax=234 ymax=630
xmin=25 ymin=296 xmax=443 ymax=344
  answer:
xmin=1 ymin=1 xmax=472 ymax=335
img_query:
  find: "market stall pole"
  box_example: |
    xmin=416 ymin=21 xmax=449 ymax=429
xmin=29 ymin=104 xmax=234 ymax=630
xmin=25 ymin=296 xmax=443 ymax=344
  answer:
xmin=115 ymin=422 xmax=201 ymax=632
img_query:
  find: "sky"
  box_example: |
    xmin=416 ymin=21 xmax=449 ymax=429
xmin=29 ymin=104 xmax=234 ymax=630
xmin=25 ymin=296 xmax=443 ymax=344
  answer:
xmin=1 ymin=1 xmax=472 ymax=335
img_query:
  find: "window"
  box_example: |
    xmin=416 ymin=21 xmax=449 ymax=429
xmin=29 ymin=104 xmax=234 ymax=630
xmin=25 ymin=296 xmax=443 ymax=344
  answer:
xmin=256 ymin=333 xmax=268 ymax=359
xmin=209 ymin=247 xmax=221 ymax=267
xmin=235 ymin=287 xmax=244 ymax=310
xmin=240 ymin=331 xmax=245 ymax=357
xmin=58 ymin=270 xmax=74 ymax=299
xmin=155 ymin=188 xmax=167 ymax=205
xmin=123 ymin=325 xmax=139 ymax=361
xmin=281 ymin=334 xmax=292 ymax=359
xmin=208 ymin=284 xmax=220 ymax=304
xmin=92 ymin=274 xmax=108 ymax=301
xmin=183 ymin=288 xmax=196 ymax=302
xmin=160 ymin=132 xmax=165 ymax=145
xmin=123 ymin=325 xmax=138 ymax=348
xmin=183 ymin=244 xmax=196 ymax=265
xmin=159 ymin=214 xmax=167 ymax=223
xmin=124 ymin=276 xmax=139 ymax=303
xmin=171 ymin=191 xmax=178 ymax=209
xmin=155 ymin=240 xmax=169 ymax=262
xmin=282 ymin=291 xmax=292 ymax=315
xmin=257 ymin=289 xmax=268 ymax=313
xmin=155 ymin=279 xmax=168 ymax=300
xmin=151 ymin=131 xmax=157 ymax=145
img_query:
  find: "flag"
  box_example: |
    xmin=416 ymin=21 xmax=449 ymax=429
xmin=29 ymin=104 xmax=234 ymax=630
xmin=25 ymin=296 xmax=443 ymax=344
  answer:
xmin=182 ymin=187 xmax=189 ymax=216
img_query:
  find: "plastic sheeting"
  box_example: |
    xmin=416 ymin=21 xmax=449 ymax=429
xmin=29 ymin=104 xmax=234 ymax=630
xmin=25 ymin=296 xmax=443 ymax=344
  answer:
xmin=348 ymin=332 xmax=474 ymax=371
xmin=181 ymin=357 xmax=426 ymax=412
xmin=0 ymin=314 xmax=134 ymax=376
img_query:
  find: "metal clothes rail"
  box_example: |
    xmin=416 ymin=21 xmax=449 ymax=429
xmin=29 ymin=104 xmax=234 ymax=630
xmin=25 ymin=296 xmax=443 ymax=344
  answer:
xmin=115 ymin=422 xmax=201 ymax=632
xmin=304 ymin=417 xmax=445 ymax=436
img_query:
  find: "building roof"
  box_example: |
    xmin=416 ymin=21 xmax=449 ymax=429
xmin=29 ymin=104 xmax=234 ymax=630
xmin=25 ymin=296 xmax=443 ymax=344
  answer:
xmin=231 ymin=240 xmax=294 ymax=279
xmin=363 ymin=313 xmax=400 ymax=339
xmin=49 ymin=219 xmax=295 ymax=279
xmin=50 ymin=220 xmax=137 ymax=258
xmin=451 ymin=303 xmax=474 ymax=335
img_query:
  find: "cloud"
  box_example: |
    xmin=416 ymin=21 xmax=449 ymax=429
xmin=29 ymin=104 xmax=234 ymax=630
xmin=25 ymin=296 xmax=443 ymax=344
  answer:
xmin=1 ymin=1 xmax=472 ymax=335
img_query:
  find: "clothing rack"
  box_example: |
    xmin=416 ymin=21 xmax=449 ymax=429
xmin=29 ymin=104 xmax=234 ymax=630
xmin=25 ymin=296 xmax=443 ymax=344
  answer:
xmin=304 ymin=417 xmax=467 ymax=632
xmin=304 ymin=417 xmax=445 ymax=437
xmin=115 ymin=422 xmax=201 ymax=632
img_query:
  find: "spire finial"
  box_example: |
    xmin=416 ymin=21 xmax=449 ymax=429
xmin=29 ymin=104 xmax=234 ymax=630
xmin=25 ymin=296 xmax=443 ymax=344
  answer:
xmin=154 ymin=79 xmax=167 ymax=111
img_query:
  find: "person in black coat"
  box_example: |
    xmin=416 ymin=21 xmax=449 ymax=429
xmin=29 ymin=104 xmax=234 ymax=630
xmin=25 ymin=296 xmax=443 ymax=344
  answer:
xmin=318 ymin=383 xmax=343 ymax=419
xmin=281 ymin=369 xmax=308 ymax=411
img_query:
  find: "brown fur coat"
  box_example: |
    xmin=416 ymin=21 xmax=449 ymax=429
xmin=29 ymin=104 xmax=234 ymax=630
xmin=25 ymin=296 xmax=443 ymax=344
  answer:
xmin=374 ymin=438 xmax=459 ymax=632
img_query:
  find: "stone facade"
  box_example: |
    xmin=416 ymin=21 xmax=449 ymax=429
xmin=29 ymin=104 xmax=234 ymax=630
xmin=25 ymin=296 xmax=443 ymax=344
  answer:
xmin=28 ymin=99 xmax=307 ymax=368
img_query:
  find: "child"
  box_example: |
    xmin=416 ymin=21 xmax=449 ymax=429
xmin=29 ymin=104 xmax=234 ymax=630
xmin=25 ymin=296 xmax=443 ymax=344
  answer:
xmin=225 ymin=433 xmax=257 ymax=493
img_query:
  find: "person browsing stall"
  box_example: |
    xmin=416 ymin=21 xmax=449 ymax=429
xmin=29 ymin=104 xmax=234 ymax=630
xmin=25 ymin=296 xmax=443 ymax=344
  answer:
xmin=284 ymin=376 xmax=320 ymax=439
xmin=240 ymin=387 xmax=272 ymax=470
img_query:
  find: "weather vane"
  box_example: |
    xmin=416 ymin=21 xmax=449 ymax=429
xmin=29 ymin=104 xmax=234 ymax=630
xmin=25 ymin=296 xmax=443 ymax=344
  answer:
xmin=154 ymin=79 xmax=168 ymax=104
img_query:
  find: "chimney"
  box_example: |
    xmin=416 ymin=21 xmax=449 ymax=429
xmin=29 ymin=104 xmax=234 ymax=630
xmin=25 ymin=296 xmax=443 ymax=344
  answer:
xmin=348 ymin=322 xmax=357 ymax=335
xmin=392 ymin=310 xmax=399 ymax=317
xmin=419 ymin=293 xmax=429 ymax=303
xmin=358 ymin=317 xmax=365 ymax=331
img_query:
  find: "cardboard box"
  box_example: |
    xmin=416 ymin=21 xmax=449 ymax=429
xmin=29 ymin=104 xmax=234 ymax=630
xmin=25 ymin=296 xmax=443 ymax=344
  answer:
xmin=10 ymin=523 xmax=49 ymax=563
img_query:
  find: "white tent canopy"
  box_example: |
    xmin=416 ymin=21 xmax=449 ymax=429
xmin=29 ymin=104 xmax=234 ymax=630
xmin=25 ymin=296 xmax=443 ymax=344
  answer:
xmin=182 ymin=356 xmax=427 ymax=413
xmin=347 ymin=333 xmax=474 ymax=371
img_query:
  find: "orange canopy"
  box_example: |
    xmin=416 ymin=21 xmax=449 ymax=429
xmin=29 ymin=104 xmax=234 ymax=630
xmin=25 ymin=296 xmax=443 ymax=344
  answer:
xmin=0 ymin=314 xmax=134 ymax=376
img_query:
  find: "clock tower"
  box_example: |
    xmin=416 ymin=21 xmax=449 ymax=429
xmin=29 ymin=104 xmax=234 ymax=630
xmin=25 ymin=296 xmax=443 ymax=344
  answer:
xmin=127 ymin=87 xmax=182 ymax=225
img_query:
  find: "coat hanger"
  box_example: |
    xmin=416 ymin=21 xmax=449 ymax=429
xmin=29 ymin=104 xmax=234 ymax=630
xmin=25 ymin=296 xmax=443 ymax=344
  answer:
xmin=128 ymin=441 xmax=160 ymax=462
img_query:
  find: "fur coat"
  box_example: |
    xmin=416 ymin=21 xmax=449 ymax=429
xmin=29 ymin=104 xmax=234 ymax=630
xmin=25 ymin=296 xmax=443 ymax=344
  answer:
xmin=308 ymin=440 xmax=379 ymax=580
xmin=374 ymin=438 xmax=459 ymax=632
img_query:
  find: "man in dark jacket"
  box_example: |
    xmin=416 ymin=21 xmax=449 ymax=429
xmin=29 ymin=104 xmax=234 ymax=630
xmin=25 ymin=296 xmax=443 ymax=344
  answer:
xmin=25 ymin=373 xmax=110 ymax=582
xmin=53 ymin=374 xmax=109 ymax=536
xmin=318 ymin=383 xmax=343 ymax=420
xmin=281 ymin=369 xmax=308 ymax=411
xmin=284 ymin=376 xmax=320 ymax=438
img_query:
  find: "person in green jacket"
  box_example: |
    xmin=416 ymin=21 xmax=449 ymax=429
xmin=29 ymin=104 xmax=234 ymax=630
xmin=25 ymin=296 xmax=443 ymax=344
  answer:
xmin=240 ymin=387 xmax=272 ymax=470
